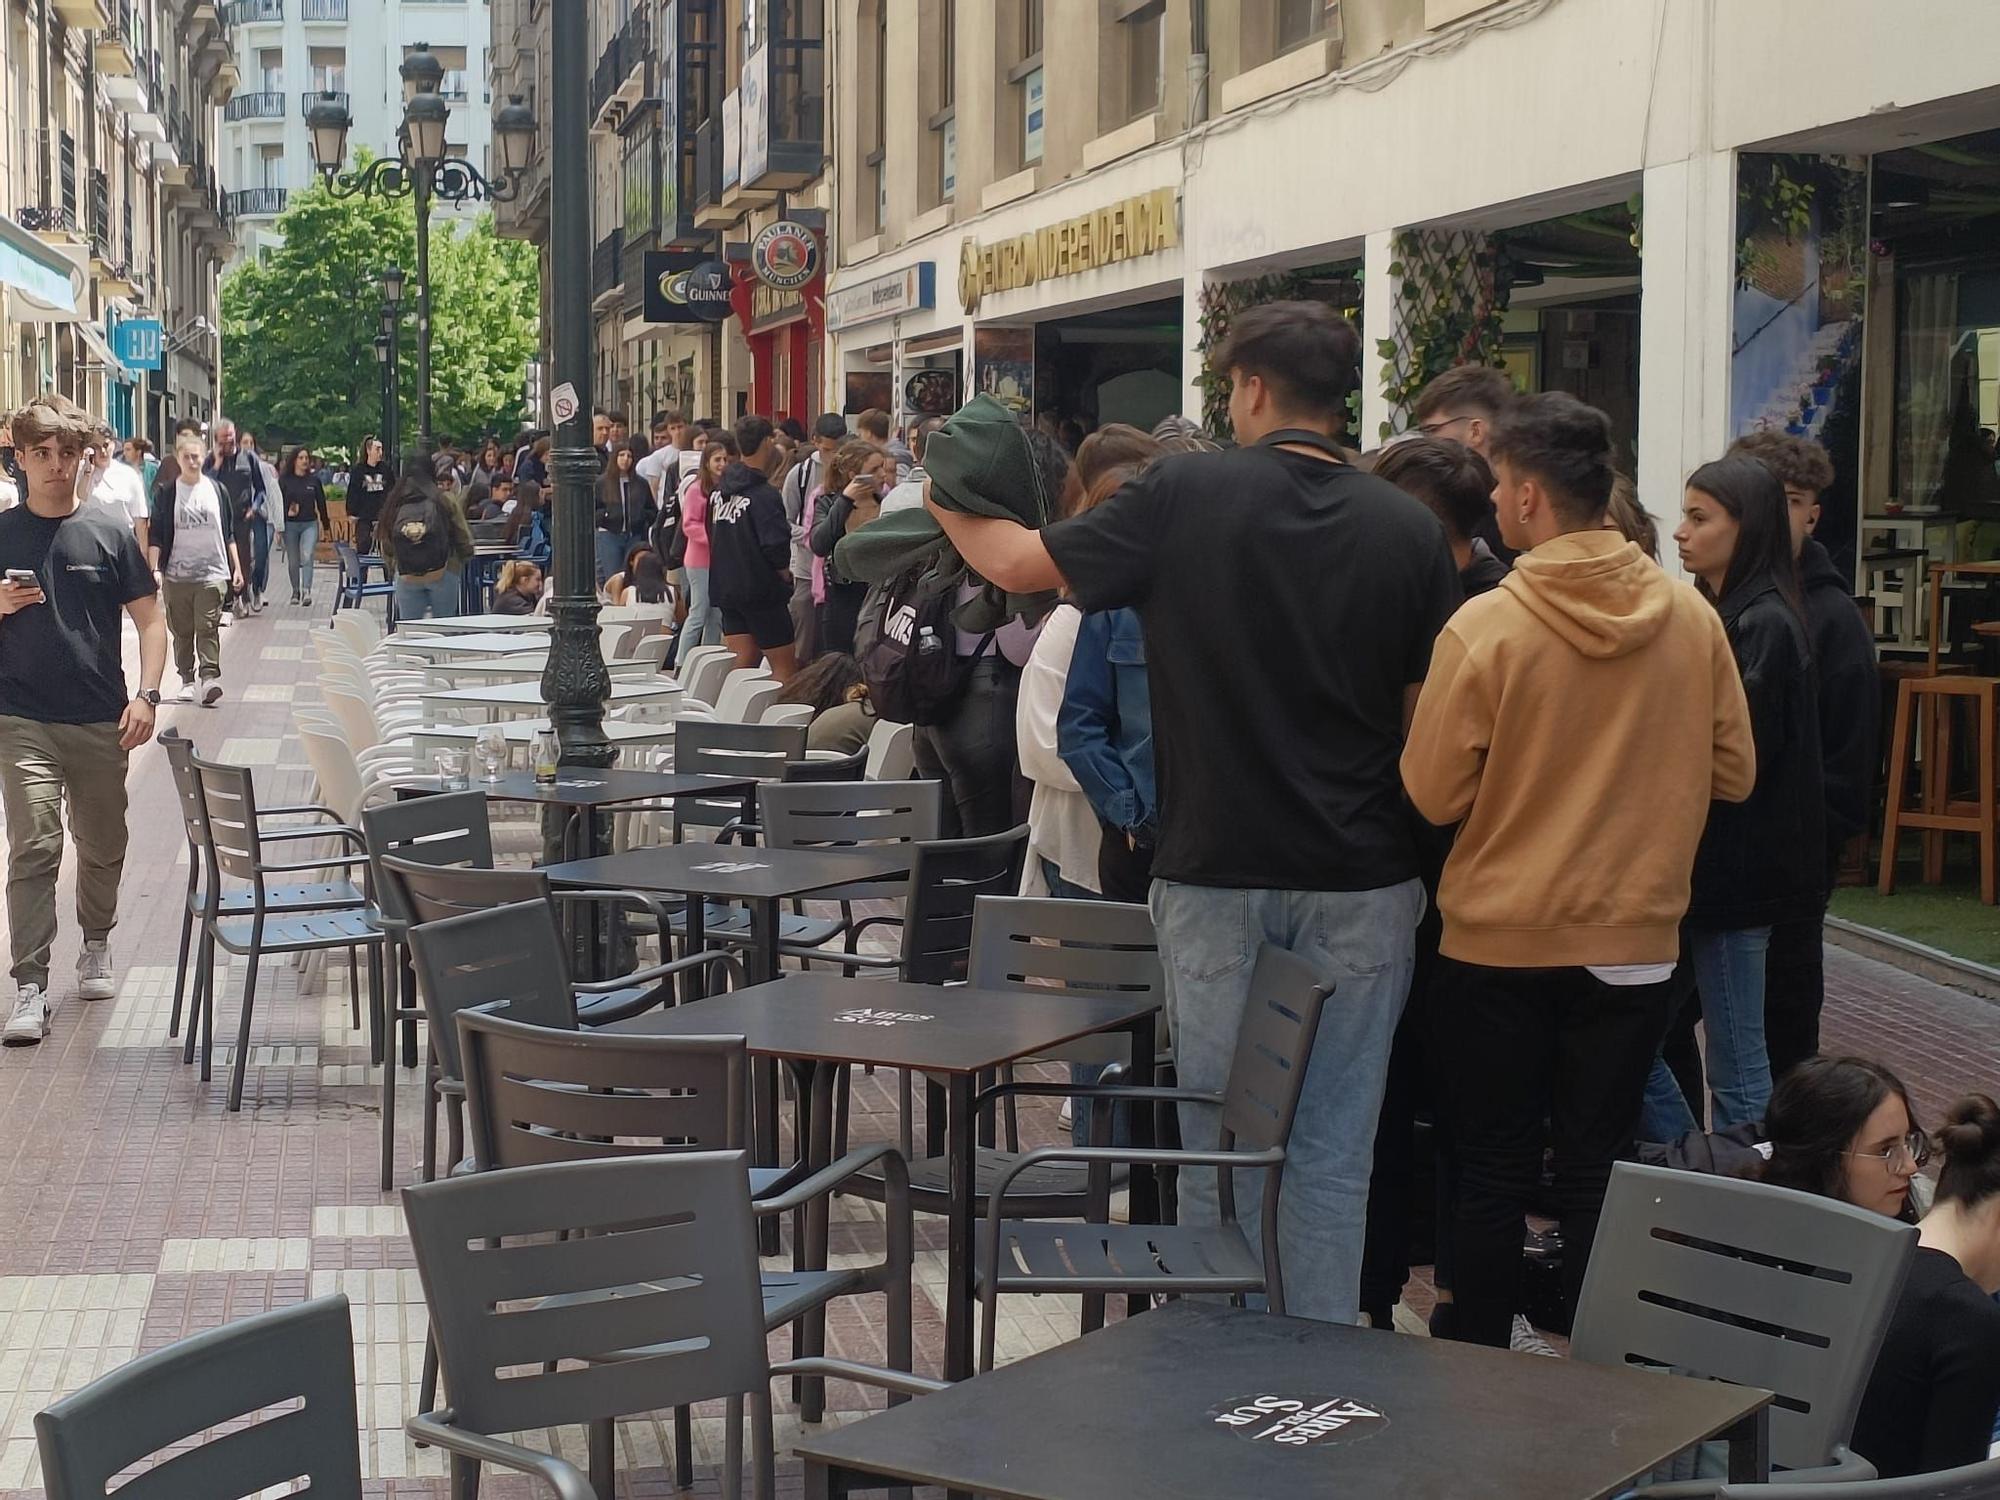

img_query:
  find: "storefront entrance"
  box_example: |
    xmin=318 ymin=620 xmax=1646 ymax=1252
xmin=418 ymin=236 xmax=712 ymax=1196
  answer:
xmin=1028 ymin=295 xmax=1184 ymax=437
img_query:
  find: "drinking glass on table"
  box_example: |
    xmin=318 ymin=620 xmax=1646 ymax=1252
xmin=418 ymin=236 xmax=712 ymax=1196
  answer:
xmin=473 ymin=724 xmax=509 ymax=782
xmin=435 ymin=748 xmax=470 ymax=791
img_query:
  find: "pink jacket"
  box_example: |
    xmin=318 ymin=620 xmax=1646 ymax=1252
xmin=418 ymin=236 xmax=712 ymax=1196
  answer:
xmin=678 ymin=473 xmax=712 ymax=569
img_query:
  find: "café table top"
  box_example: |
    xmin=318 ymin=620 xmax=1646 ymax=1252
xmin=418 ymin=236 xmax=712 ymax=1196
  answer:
xmin=393 ymin=613 xmax=552 ymax=634
xmin=793 ymin=1300 xmax=1771 ymax=1500
xmin=410 ymin=718 xmax=678 ymax=747
xmin=404 ymin=767 xmax=757 ymax=808
xmin=389 ymin=632 xmax=554 ymax=657
xmin=544 ymin=842 xmax=912 ymax=904
xmin=420 ymin=678 xmax=681 ymax=711
xmin=607 ymin=972 xmax=1157 ymax=1076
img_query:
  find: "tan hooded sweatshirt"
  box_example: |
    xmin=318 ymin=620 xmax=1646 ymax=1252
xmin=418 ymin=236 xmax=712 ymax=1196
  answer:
xmin=1401 ymin=529 xmax=1755 ymax=968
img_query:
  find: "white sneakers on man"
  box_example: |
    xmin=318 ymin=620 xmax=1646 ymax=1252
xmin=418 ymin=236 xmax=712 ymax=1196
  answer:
xmin=2 ymin=984 xmax=49 ymax=1045
xmin=78 ymin=941 xmax=118 ymax=1001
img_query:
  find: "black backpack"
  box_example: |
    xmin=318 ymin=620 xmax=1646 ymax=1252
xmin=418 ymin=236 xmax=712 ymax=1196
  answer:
xmin=854 ymin=556 xmax=992 ymax=727
xmin=392 ymin=494 xmax=452 ymax=575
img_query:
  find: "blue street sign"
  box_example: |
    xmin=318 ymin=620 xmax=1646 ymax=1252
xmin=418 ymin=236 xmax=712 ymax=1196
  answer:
xmin=113 ymin=318 xmax=164 ymax=371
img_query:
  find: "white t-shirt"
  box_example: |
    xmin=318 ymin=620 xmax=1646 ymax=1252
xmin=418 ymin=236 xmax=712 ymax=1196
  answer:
xmin=92 ymin=460 xmax=149 ymax=525
xmin=635 ymin=444 xmax=682 ymax=503
xmin=166 ymin=476 xmax=233 ymax=584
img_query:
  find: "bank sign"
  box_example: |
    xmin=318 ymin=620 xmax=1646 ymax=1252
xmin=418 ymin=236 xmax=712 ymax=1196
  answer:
xmin=825 ymin=263 xmax=936 ymax=332
xmin=958 ymin=187 xmax=1179 ymax=313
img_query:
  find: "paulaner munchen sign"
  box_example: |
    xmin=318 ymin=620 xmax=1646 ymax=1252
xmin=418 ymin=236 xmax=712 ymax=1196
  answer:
xmin=958 ymin=187 xmax=1179 ymax=314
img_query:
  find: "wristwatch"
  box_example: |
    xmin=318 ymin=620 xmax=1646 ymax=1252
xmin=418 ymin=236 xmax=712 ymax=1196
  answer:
xmin=135 ymin=688 xmax=161 ymax=706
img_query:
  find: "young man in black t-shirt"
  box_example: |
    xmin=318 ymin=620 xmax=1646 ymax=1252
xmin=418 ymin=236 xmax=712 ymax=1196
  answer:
xmin=0 ymin=395 xmax=166 ymax=1046
xmin=927 ymin=303 xmax=1459 ymax=1325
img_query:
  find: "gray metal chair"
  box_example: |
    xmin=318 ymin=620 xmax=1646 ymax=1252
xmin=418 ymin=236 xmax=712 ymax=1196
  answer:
xmin=359 ymin=790 xmax=496 ymax=1188
xmin=159 ymin=730 xmax=366 ymax=1046
xmin=782 ymin=746 xmax=870 ymax=783
xmin=402 ymin=1154 xmax=944 ymax=1500
xmin=677 ymin=778 xmax=941 ymax=964
xmin=974 ymin=941 xmax=1331 ymax=1371
xmin=669 ymin=718 xmax=807 ymax=841
xmin=1573 ymin=1161 xmax=1921 ymax=1491
xmin=33 ymin=1295 xmax=372 ymax=1499
xmin=456 ymin=1006 xmax=914 ymax=1439
xmin=191 ymin=755 xmax=386 ymax=1111
xmin=1717 ymin=1457 xmax=2000 ymax=1498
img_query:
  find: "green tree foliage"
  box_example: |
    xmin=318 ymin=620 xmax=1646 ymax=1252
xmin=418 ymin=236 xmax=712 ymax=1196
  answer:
xmin=220 ymin=154 xmax=539 ymax=459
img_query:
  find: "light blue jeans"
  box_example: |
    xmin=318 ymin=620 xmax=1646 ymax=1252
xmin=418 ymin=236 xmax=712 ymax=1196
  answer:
xmin=283 ymin=521 xmax=318 ymax=598
xmin=1640 ymin=925 xmax=1774 ymax=1140
xmin=393 ymin=570 xmax=462 ymax=622
xmin=596 ymin=530 xmax=633 ymax=587
xmin=1150 ymin=876 xmax=1423 ymax=1325
xmin=682 ymin=564 xmax=719 ymax=648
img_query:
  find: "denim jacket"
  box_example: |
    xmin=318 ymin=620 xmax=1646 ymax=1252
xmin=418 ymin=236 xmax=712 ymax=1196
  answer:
xmin=1057 ymin=606 xmax=1157 ymax=842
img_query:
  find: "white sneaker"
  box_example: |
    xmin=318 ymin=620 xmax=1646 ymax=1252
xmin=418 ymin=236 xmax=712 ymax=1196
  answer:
xmin=201 ymin=680 xmax=223 ymax=707
xmin=77 ymin=941 xmax=117 ymax=1001
xmin=1510 ymin=1314 xmax=1559 ymax=1358
xmin=3 ymin=984 xmax=49 ymax=1044
xmin=177 ymin=683 xmax=196 ymax=703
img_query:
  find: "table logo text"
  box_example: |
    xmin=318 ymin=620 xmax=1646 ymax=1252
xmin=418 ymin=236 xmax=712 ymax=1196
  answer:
xmin=833 ymin=1008 xmax=936 ymax=1027
xmin=691 ymin=860 xmax=770 ymax=873
xmin=1209 ymin=1394 xmax=1388 ymax=1447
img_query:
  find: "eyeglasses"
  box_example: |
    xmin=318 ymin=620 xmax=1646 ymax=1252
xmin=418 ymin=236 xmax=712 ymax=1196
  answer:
xmin=1845 ymin=1131 xmax=1930 ymax=1172
xmin=1414 ymin=415 xmax=1474 ymax=439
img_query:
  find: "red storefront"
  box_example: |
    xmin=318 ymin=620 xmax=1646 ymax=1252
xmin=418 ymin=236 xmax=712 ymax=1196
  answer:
xmin=727 ymin=221 xmax=825 ymax=427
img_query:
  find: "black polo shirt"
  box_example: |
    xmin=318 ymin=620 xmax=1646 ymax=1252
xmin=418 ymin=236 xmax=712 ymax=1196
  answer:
xmin=0 ymin=502 xmax=157 ymax=724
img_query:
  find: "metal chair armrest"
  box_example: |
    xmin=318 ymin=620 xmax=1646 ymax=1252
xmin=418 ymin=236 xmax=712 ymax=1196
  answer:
xmin=768 ymin=1357 xmax=949 ymax=1400
xmin=257 ymin=803 xmax=347 ymax=823
xmin=259 ymin=823 xmax=367 ymax=849
xmin=547 ymin=886 xmax=677 ymax=930
xmin=752 ymin=1142 xmax=907 ymax=1216
xmin=984 ymin=1144 xmax=1281 ymax=1242
xmin=847 ymin=913 xmax=905 ymax=942
xmin=404 ymin=1413 xmax=598 ymax=1500
xmin=574 ymin=950 xmax=746 ymax=1008
xmin=257 ymin=851 xmax=374 ymax=874
xmin=1707 ymin=1447 xmax=1878 ymax=1498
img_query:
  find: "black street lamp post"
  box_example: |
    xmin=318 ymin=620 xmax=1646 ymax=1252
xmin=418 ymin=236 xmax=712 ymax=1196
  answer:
xmin=540 ymin=0 xmax=613 ymax=777
xmin=304 ymin=51 xmax=537 ymax=456
xmin=377 ymin=263 xmax=403 ymax=463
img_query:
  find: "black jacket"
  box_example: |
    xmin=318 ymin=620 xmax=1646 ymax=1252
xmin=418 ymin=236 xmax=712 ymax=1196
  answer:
xmin=1686 ymin=579 xmax=1827 ymax=928
xmin=595 ymin=474 xmax=656 ymax=536
xmin=1800 ymin=538 xmax=1878 ymax=860
xmin=346 ymin=461 xmax=394 ymax=522
xmin=706 ymin=460 xmax=791 ymax=609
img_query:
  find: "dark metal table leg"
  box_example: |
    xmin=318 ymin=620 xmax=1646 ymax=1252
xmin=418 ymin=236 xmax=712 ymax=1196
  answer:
xmin=796 ymin=1059 xmax=836 ymax=1420
xmin=944 ymin=1070 xmax=976 ymax=1383
xmin=753 ymin=896 xmax=782 ymax=1257
xmin=1725 ymin=1406 xmax=1771 ymax=1482
xmin=1126 ymin=1012 xmax=1159 ymax=1322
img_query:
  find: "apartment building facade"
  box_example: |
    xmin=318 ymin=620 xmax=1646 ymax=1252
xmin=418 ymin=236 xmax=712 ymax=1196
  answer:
xmin=493 ymin=0 xmax=826 ymax=429
xmin=2 ymin=0 xmax=233 ymax=433
xmin=218 ymin=0 xmax=493 ymax=266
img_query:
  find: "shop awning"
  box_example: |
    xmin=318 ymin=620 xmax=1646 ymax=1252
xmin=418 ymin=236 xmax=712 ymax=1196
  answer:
xmin=73 ymin=320 xmax=131 ymax=379
xmin=0 ymin=218 xmax=80 ymax=315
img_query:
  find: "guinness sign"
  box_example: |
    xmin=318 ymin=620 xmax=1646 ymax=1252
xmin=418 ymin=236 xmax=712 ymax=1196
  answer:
xmin=958 ymin=187 xmax=1179 ymax=313
xmin=643 ymin=251 xmax=733 ymax=324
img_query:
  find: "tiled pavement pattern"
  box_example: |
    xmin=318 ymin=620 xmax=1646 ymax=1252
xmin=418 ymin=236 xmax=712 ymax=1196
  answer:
xmin=4 ymin=602 xmax=2000 ymax=1495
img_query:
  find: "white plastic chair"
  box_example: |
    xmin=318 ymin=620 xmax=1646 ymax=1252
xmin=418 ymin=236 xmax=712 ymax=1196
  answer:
xmin=865 ymin=719 xmax=914 ymax=781
xmin=679 ymin=648 xmax=736 ymax=706
xmin=712 ymin=670 xmax=778 ymax=724
xmin=762 ymin=702 xmax=813 ymax=729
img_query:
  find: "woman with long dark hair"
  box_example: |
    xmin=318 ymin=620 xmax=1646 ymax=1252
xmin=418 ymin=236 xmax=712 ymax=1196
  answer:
xmin=347 ymin=435 xmax=393 ymax=554
xmin=594 ymin=437 xmax=656 ymax=587
xmin=1641 ymin=455 xmax=1824 ymax=1140
xmin=1757 ymin=1055 xmax=1925 ymax=1219
xmin=676 ymin=435 xmax=733 ymax=652
xmin=809 ymin=438 xmax=893 ymax=655
xmin=604 ymin=542 xmax=668 ymax=605
xmin=278 ymin=445 xmax=330 ymax=606
xmin=378 ymin=450 xmax=475 ymax=621
xmin=472 ymin=437 xmax=507 ymax=490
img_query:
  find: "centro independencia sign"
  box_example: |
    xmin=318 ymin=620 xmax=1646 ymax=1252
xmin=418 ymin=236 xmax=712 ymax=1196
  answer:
xmin=958 ymin=187 xmax=1179 ymax=313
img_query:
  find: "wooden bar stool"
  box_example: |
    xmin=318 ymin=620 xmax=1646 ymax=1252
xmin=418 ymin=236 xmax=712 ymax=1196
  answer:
xmin=1877 ymin=673 xmax=1999 ymax=904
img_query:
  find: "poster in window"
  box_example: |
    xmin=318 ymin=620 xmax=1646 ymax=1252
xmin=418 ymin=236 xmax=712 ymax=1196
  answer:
xmin=1023 ymin=67 xmax=1044 ymax=164
xmin=660 ymin=0 xmax=680 ymax=235
xmin=722 ymin=87 xmax=741 ymax=189
xmin=843 ymin=370 xmax=893 ymax=416
xmin=740 ymin=44 xmax=769 ymax=187
xmin=974 ymin=326 xmax=1034 ymax=421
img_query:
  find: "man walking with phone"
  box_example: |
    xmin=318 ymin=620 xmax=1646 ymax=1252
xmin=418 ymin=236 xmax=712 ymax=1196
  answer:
xmin=0 ymin=394 xmax=166 ymax=1045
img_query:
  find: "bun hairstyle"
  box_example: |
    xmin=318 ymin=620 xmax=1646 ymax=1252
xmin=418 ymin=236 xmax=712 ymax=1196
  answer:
xmin=1934 ymin=1094 xmax=2000 ymax=1209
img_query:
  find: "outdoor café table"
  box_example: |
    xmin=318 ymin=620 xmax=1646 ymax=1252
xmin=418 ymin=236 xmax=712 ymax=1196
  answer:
xmin=409 ymin=716 xmax=680 ymax=761
xmin=418 ymin=676 xmax=681 ymax=722
xmin=608 ymin=971 xmax=1162 ymax=1384
xmin=795 ymin=1299 xmax=1774 ymax=1499
xmin=389 ymin=612 xmax=551 ymax=635
xmin=385 ymin=631 xmax=553 ymax=661
xmin=461 ymin=545 xmax=518 ymax=612
xmin=547 ymin=844 xmax=919 ymax=1258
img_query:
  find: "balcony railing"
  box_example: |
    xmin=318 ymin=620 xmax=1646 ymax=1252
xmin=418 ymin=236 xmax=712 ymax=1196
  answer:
xmin=303 ymin=88 xmax=348 ymax=114
xmin=591 ymin=229 xmax=620 ymax=301
xmin=301 ymin=0 xmax=344 ymax=17
xmin=18 ymin=204 xmax=78 ymax=236
xmin=89 ymin=170 xmax=112 ymax=255
xmin=590 ymin=6 xmax=649 ymax=123
xmin=692 ymin=115 xmax=720 ymax=212
xmin=227 ymin=186 xmax=287 ymax=217
xmin=223 ymin=90 xmax=285 ymax=120
xmin=221 ymin=0 xmax=280 ymax=23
